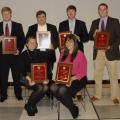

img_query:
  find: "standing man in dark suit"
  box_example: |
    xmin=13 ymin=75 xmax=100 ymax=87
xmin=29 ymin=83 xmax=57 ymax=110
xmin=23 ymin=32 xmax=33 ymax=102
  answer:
xmin=59 ymin=5 xmax=89 ymax=52
xmin=26 ymin=10 xmax=58 ymax=78
xmin=0 ymin=7 xmax=25 ymax=102
xmin=89 ymin=3 xmax=120 ymax=104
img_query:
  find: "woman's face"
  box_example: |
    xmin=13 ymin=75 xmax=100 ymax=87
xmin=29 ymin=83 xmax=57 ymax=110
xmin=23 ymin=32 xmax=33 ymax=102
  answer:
xmin=26 ymin=38 xmax=37 ymax=51
xmin=65 ymin=39 xmax=74 ymax=51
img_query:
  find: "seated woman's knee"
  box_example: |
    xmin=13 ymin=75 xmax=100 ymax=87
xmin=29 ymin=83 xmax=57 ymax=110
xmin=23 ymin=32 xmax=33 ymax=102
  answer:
xmin=59 ymin=86 xmax=68 ymax=95
xmin=50 ymin=83 xmax=58 ymax=93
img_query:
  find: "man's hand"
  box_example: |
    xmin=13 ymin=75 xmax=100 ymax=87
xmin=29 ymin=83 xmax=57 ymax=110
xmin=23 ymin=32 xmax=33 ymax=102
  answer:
xmin=93 ymin=29 xmax=99 ymax=39
xmin=0 ymin=35 xmax=4 ymax=42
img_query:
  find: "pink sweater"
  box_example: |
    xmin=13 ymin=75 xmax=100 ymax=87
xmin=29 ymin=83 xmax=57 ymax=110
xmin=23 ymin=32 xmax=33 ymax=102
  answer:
xmin=59 ymin=50 xmax=87 ymax=80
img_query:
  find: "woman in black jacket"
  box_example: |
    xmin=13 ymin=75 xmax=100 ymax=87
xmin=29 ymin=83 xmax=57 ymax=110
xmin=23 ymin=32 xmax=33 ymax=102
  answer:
xmin=20 ymin=36 xmax=52 ymax=116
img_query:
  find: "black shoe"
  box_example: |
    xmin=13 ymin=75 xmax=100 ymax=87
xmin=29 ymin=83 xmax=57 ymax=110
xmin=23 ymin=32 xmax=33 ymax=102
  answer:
xmin=0 ymin=95 xmax=8 ymax=102
xmin=24 ymin=104 xmax=37 ymax=116
xmin=16 ymin=96 xmax=23 ymax=100
xmin=71 ymin=106 xmax=79 ymax=119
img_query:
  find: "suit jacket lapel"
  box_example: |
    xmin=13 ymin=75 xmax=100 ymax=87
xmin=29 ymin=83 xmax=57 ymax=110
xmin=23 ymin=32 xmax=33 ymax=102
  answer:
xmin=96 ymin=19 xmax=100 ymax=29
xmin=74 ymin=20 xmax=77 ymax=34
xmin=11 ymin=22 xmax=14 ymax=36
xmin=105 ymin=17 xmax=111 ymax=31
xmin=47 ymin=24 xmax=49 ymax=31
xmin=0 ymin=22 xmax=4 ymax=35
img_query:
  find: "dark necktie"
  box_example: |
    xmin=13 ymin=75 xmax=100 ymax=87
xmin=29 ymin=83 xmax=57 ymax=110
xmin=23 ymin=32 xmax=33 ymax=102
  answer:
xmin=101 ymin=20 xmax=105 ymax=31
xmin=5 ymin=23 xmax=9 ymax=36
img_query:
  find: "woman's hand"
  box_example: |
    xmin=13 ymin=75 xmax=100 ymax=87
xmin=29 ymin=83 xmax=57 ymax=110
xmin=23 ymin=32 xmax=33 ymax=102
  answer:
xmin=71 ymin=76 xmax=77 ymax=81
xmin=43 ymin=79 xmax=49 ymax=84
xmin=13 ymin=49 xmax=19 ymax=55
xmin=25 ymin=75 xmax=35 ymax=86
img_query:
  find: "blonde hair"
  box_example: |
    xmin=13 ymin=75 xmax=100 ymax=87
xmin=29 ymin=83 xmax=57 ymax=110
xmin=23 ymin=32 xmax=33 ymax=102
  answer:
xmin=1 ymin=7 xmax=12 ymax=14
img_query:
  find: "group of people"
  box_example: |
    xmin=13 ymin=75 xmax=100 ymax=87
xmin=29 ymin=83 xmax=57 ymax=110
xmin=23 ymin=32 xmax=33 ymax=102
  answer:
xmin=0 ymin=2 xmax=120 ymax=119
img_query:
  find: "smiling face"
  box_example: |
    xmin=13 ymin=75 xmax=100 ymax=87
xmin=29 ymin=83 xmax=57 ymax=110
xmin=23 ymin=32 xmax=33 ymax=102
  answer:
xmin=26 ymin=38 xmax=38 ymax=51
xmin=67 ymin=9 xmax=76 ymax=20
xmin=65 ymin=39 xmax=74 ymax=52
xmin=98 ymin=5 xmax=108 ymax=18
xmin=2 ymin=11 xmax=12 ymax=21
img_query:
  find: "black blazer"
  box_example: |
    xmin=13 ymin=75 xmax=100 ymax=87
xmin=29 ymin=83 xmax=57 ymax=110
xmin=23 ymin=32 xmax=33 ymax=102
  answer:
xmin=26 ymin=23 xmax=59 ymax=49
xmin=20 ymin=49 xmax=52 ymax=80
xmin=59 ymin=19 xmax=89 ymax=51
xmin=89 ymin=16 xmax=120 ymax=60
xmin=0 ymin=21 xmax=25 ymax=54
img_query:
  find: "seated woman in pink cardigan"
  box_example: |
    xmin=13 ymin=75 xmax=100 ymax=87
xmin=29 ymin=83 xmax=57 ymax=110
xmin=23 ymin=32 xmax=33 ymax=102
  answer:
xmin=50 ymin=34 xmax=87 ymax=119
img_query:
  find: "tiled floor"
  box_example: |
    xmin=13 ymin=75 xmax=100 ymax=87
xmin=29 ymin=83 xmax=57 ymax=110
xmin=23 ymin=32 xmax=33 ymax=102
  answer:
xmin=0 ymin=86 xmax=120 ymax=120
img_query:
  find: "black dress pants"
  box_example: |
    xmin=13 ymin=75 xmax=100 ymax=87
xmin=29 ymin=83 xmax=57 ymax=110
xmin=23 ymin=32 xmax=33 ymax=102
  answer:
xmin=0 ymin=55 xmax=22 ymax=98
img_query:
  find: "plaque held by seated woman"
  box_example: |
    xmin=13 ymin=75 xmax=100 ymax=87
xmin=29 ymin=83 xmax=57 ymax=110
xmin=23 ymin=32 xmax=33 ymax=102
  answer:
xmin=55 ymin=63 xmax=72 ymax=86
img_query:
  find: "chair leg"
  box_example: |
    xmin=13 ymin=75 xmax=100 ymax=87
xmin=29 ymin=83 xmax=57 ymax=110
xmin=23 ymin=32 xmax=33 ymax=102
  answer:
xmin=57 ymin=101 xmax=60 ymax=120
xmin=76 ymin=87 xmax=86 ymax=112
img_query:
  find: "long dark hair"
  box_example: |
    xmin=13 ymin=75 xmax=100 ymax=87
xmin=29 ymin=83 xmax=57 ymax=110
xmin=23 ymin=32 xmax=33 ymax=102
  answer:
xmin=61 ymin=34 xmax=78 ymax=62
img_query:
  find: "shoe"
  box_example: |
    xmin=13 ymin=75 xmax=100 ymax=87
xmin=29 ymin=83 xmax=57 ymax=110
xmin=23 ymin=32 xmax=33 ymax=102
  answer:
xmin=0 ymin=95 xmax=8 ymax=102
xmin=24 ymin=104 xmax=37 ymax=116
xmin=91 ymin=96 xmax=99 ymax=102
xmin=113 ymin=98 xmax=119 ymax=104
xmin=71 ymin=106 xmax=79 ymax=119
xmin=16 ymin=96 xmax=23 ymax=100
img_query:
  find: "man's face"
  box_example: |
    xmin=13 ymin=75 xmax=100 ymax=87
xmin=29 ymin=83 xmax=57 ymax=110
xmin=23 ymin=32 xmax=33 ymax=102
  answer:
xmin=67 ymin=9 xmax=76 ymax=20
xmin=37 ymin=13 xmax=46 ymax=25
xmin=98 ymin=5 xmax=108 ymax=18
xmin=2 ymin=11 xmax=12 ymax=21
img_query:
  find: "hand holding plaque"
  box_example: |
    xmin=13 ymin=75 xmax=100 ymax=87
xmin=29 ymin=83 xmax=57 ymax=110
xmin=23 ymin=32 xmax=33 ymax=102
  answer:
xmin=31 ymin=63 xmax=47 ymax=83
xmin=95 ymin=32 xmax=109 ymax=49
xmin=1 ymin=36 xmax=17 ymax=54
xmin=59 ymin=32 xmax=71 ymax=49
xmin=55 ymin=63 xmax=72 ymax=86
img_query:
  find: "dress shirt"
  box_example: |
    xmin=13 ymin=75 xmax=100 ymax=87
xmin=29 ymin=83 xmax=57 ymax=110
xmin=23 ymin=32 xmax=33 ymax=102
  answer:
xmin=68 ymin=19 xmax=75 ymax=34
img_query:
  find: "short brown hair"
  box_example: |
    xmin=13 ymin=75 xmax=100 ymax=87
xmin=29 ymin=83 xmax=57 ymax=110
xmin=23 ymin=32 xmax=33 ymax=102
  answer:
xmin=26 ymin=36 xmax=36 ymax=43
xmin=66 ymin=5 xmax=76 ymax=12
xmin=98 ymin=3 xmax=108 ymax=10
xmin=36 ymin=10 xmax=46 ymax=17
xmin=1 ymin=7 xmax=12 ymax=14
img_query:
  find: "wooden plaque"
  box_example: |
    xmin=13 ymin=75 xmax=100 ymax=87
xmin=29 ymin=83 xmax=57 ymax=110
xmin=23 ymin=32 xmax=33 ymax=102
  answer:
xmin=95 ymin=32 xmax=109 ymax=49
xmin=31 ymin=63 xmax=47 ymax=83
xmin=2 ymin=36 xmax=17 ymax=54
xmin=36 ymin=31 xmax=51 ymax=49
xmin=59 ymin=32 xmax=71 ymax=48
xmin=55 ymin=63 xmax=72 ymax=86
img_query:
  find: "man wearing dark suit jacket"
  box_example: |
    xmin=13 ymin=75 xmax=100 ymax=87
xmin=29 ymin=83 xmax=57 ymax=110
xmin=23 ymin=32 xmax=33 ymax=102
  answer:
xmin=59 ymin=5 xmax=89 ymax=52
xmin=89 ymin=3 xmax=120 ymax=104
xmin=26 ymin=10 xmax=58 ymax=77
xmin=0 ymin=7 xmax=25 ymax=102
